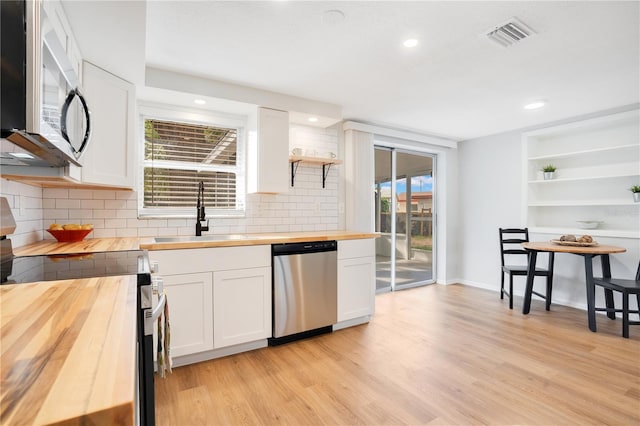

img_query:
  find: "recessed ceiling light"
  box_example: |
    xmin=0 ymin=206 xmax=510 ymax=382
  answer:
xmin=308 ymin=117 xmax=319 ymax=123
xmin=322 ymin=9 xmax=345 ymax=25
xmin=524 ymin=101 xmax=546 ymax=110
xmin=403 ymin=38 xmax=418 ymax=48
xmin=194 ymin=99 xmax=206 ymax=105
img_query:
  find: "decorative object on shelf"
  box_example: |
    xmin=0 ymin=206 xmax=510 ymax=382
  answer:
xmin=292 ymin=148 xmax=314 ymax=157
xmin=541 ymin=164 xmax=557 ymax=180
xmin=47 ymin=223 xmax=93 ymax=242
xmin=630 ymin=185 xmax=640 ymax=202
xmin=552 ymin=234 xmax=598 ymax=246
xmin=576 ymin=220 xmax=603 ymax=229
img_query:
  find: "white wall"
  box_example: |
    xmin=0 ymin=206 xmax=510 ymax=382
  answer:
xmin=458 ymin=108 xmax=640 ymax=311
xmin=457 ymin=129 xmax=523 ymax=288
xmin=0 ymin=180 xmax=43 ymax=247
xmin=17 ymin=125 xmax=339 ymax=243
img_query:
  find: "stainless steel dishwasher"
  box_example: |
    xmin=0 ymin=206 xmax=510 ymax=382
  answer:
xmin=270 ymin=240 xmax=337 ymax=344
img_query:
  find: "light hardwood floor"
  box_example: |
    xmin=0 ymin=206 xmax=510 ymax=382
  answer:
xmin=155 ymin=284 xmax=640 ymax=425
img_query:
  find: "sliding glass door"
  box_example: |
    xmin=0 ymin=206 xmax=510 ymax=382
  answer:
xmin=374 ymin=147 xmax=435 ymax=291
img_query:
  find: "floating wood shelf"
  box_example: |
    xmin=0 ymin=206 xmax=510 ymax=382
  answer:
xmin=288 ymin=156 xmax=343 ymax=188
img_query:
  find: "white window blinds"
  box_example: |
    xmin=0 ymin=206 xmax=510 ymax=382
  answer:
xmin=141 ymin=118 xmax=245 ymax=217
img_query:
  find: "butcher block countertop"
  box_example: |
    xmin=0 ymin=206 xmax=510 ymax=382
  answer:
xmin=14 ymin=231 xmax=379 ymax=255
xmin=139 ymin=230 xmax=380 ymax=251
xmin=14 ymin=237 xmax=147 ymax=256
xmin=0 ymin=276 xmax=137 ymax=425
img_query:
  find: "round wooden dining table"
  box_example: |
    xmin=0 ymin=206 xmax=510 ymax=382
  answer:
xmin=521 ymin=241 xmax=627 ymax=332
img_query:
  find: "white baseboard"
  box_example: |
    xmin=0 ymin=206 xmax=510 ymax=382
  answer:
xmin=171 ymin=340 xmax=268 ymax=368
xmin=333 ymin=316 xmax=370 ymax=331
xmin=456 ymin=280 xmax=592 ymax=312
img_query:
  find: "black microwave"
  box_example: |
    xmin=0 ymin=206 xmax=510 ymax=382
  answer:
xmin=0 ymin=0 xmax=91 ymax=167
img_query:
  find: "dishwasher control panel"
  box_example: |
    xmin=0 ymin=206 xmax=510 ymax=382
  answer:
xmin=272 ymin=240 xmax=337 ymax=255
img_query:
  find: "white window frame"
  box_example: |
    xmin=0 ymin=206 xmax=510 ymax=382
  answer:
xmin=138 ymin=102 xmax=247 ymax=218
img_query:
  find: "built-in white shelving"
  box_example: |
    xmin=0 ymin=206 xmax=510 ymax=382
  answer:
xmin=522 ymin=109 xmax=640 ymax=239
xmin=527 ymin=143 xmax=639 ymax=161
xmin=529 ymin=227 xmax=639 ymax=239
xmin=528 ymin=172 xmax=639 ymax=184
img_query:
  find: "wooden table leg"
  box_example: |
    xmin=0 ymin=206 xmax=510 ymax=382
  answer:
xmin=522 ymin=249 xmax=537 ymax=315
xmin=600 ymin=254 xmax=616 ymax=320
xmin=584 ymin=254 xmax=597 ymax=332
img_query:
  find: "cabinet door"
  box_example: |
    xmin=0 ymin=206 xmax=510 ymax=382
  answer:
xmin=213 ymin=267 xmax=271 ymax=348
xmin=247 ymin=107 xmax=289 ymax=194
xmin=337 ymin=256 xmax=375 ymax=322
xmin=163 ymin=272 xmax=214 ymax=357
xmin=80 ymin=62 xmax=135 ymax=188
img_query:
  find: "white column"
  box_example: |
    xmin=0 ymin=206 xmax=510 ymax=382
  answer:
xmin=344 ymin=129 xmax=374 ymax=232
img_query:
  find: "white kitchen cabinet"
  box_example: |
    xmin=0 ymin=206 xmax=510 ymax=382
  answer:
xmin=337 ymin=239 xmax=376 ymax=323
xmin=247 ymin=107 xmax=289 ymax=194
xmin=213 ymin=267 xmax=271 ymax=348
xmin=162 ymin=272 xmax=214 ymax=357
xmin=149 ymin=245 xmax=271 ymax=363
xmin=80 ymin=61 xmax=135 ymax=189
xmin=523 ymin=109 xmax=640 ymax=238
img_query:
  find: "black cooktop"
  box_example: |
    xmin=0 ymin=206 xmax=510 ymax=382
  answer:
xmin=2 ymin=250 xmax=148 ymax=284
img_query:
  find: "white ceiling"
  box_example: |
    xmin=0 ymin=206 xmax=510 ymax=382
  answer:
xmin=64 ymin=1 xmax=639 ymax=141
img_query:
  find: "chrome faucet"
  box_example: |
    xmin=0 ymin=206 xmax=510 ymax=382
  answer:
xmin=195 ymin=181 xmax=209 ymax=236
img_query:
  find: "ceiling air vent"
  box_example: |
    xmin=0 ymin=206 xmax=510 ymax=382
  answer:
xmin=486 ymin=17 xmax=534 ymax=47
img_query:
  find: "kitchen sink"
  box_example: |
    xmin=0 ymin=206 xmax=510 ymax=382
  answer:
xmin=154 ymin=234 xmax=255 ymax=243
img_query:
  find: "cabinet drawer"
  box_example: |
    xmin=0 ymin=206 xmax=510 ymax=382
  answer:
xmin=149 ymin=245 xmax=271 ymax=275
xmin=338 ymin=239 xmax=375 ymax=260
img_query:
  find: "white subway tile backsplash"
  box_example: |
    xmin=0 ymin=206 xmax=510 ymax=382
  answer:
xmin=138 ymin=228 xmax=158 ymax=237
xmin=94 ymin=191 xmax=116 ymax=200
xmin=69 ymin=189 xmax=94 ymax=199
xmin=93 ymin=210 xmax=117 ymax=219
xmin=56 ymin=199 xmax=81 ymax=209
xmin=157 ymin=227 xmax=178 ymax=236
xmin=117 ymin=191 xmax=137 ymax=200
xmin=105 ymin=218 xmax=127 ymax=229
xmin=131 ymin=219 xmax=148 ymax=228
xmin=93 ymin=228 xmax=116 ymax=238
xmin=43 ymin=209 xmax=69 ymax=220
xmin=5 ymin=125 xmax=340 ymax=247
xmin=90 ymin=219 xmax=105 ymax=229
xmin=105 ymin=199 xmax=127 ymax=210
xmin=68 ymin=209 xmax=94 ymax=220
xmin=116 ymin=228 xmax=138 ymax=238
xmin=167 ymin=219 xmax=188 ymax=227
xmin=116 ymin=209 xmax=138 ymax=219
xmin=43 ymin=188 xmax=69 ymax=199
xmin=81 ymin=199 xmax=105 ymax=209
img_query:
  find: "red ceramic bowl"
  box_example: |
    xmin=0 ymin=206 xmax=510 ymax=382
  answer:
xmin=47 ymin=229 xmax=92 ymax=242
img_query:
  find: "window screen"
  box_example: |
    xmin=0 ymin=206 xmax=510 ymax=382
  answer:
xmin=141 ymin=118 xmax=244 ymax=217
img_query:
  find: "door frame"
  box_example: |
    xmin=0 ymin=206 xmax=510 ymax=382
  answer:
xmin=374 ymin=142 xmax=437 ymax=291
